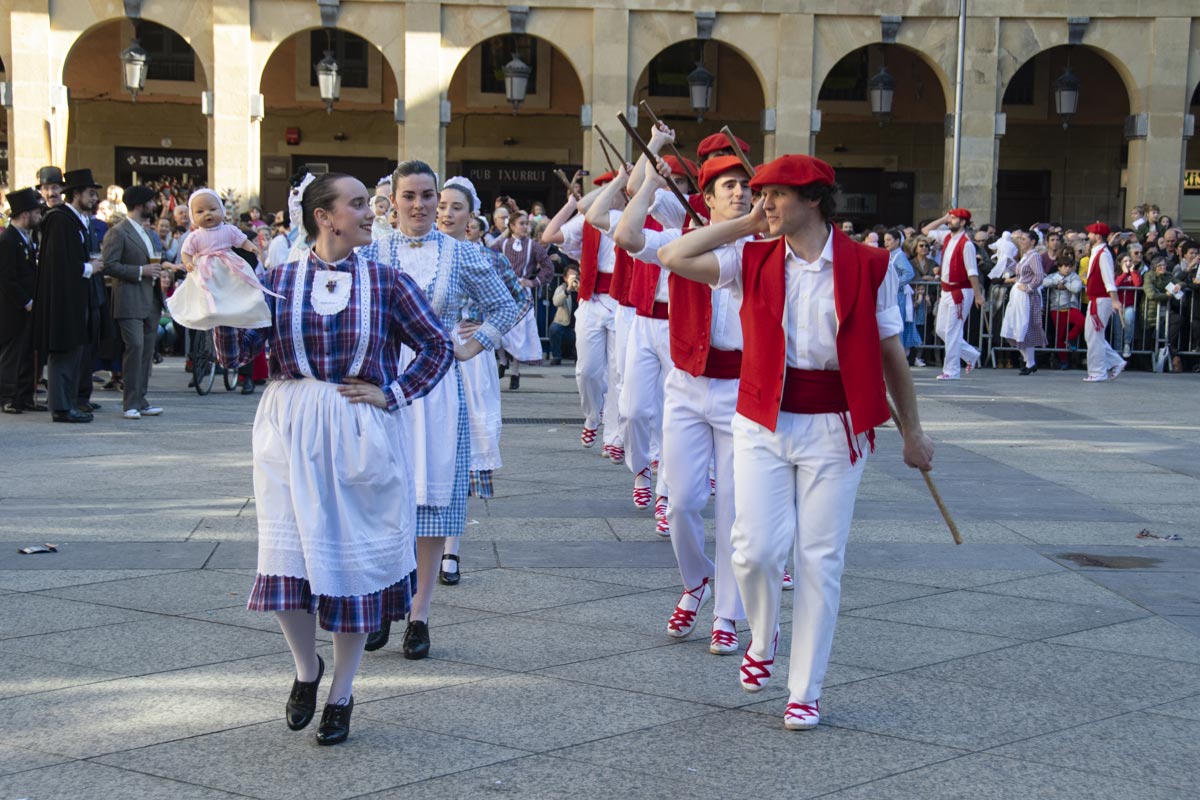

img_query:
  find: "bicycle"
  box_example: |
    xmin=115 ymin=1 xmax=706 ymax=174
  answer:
xmin=187 ymin=328 xmax=239 ymax=395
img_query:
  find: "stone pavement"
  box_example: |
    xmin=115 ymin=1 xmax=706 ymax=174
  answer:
xmin=1 ymin=360 xmax=1199 ymax=799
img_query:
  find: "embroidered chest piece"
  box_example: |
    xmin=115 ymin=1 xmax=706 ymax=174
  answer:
xmin=311 ymin=269 xmax=352 ymax=316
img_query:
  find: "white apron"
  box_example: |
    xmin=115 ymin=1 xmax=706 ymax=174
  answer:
xmin=459 ymin=339 xmax=503 ymax=471
xmin=1001 ymin=287 xmax=1031 ymax=343
xmin=499 ymin=240 xmax=544 ymax=362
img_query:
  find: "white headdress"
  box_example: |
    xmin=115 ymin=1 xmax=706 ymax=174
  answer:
xmin=287 ymin=173 xmax=317 ymax=236
xmin=187 ymin=187 xmax=224 ymax=210
xmin=443 ymin=176 xmax=481 ymax=213
xmin=376 ymin=174 xmax=393 ymax=189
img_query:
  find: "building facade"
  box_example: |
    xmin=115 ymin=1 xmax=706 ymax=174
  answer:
xmin=2 ymin=0 xmax=1198 ymax=228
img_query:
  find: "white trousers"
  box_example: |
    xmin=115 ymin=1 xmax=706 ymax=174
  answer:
xmin=730 ymin=411 xmax=866 ymax=702
xmin=612 ymin=305 xmax=636 ymax=450
xmin=575 ymin=295 xmax=621 ymax=446
xmin=935 ymin=288 xmax=980 ymax=378
xmin=619 ymin=314 xmax=671 ymax=494
xmin=663 ymin=369 xmax=744 ymax=621
xmin=1085 ymin=299 xmax=1125 ymax=379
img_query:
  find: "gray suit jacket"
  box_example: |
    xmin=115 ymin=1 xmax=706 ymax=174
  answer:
xmin=102 ymin=218 xmax=163 ymax=320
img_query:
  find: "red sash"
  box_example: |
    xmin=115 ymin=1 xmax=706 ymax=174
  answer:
xmin=939 ymin=234 xmax=970 ymax=318
xmin=779 ymin=368 xmax=873 ymax=464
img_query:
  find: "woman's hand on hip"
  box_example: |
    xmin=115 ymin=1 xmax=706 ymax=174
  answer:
xmin=338 ymin=377 xmax=388 ymax=409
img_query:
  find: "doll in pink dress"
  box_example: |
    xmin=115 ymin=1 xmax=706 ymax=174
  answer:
xmin=167 ymin=188 xmax=280 ymax=329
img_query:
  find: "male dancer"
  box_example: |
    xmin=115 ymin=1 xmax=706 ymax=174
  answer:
xmin=922 ymin=209 xmax=983 ymax=379
xmin=1082 ymin=222 xmax=1127 ymax=382
xmin=614 ymin=154 xmax=750 ymax=652
xmin=659 ymin=154 xmax=933 ymax=730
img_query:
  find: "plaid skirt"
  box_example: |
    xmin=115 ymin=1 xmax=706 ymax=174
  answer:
xmin=468 ymin=470 xmax=494 ymax=498
xmin=248 ymin=573 xmax=413 ymax=633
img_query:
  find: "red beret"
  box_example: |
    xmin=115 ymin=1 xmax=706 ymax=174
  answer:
xmin=698 ymin=156 xmax=749 ymax=192
xmin=948 ymin=208 xmax=972 ymax=222
xmin=696 ymin=133 xmax=751 ymax=159
xmin=748 ymin=155 xmax=836 ymax=191
xmin=662 ymin=155 xmax=699 ymax=180
xmin=1085 ymin=222 xmax=1111 ymax=237
xmin=593 ymin=171 xmax=616 ymax=186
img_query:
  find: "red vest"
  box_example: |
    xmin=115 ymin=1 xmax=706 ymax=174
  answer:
xmin=737 ymin=230 xmax=890 ymax=435
xmin=627 ymin=216 xmax=664 ymax=318
xmin=610 ymin=247 xmax=634 ymax=307
xmin=1086 ymin=250 xmax=1111 ymax=300
xmin=578 ymin=221 xmax=603 ymax=301
xmin=668 ymin=273 xmax=718 ymax=376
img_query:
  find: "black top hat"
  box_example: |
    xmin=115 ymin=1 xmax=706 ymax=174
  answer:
xmin=36 ymin=166 xmax=64 ymax=187
xmin=6 ymin=187 xmax=45 ymax=217
xmin=123 ymin=185 xmax=156 ymax=209
xmin=63 ymin=169 xmax=102 ymax=192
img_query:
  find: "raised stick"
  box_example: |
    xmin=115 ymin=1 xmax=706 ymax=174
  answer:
xmin=887 ymin=399 xmax=963 ymax=545
xmin=553 ymin=168 xmax=579 ymax=197
xmin=638 ymin=100 xmax=701 ymax=195
xmin=720 ymin=125 xmax=758 ymax=178
xmin=615 ymin=112 xmax=706 ymax=229
xmin=592 ymin=125 xmax=622 ymax=175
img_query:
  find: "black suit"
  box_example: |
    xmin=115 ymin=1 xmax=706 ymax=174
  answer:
xmin=33 ymin=205 xmax=100 ymax=412
xmin=0 ymin=224 xmax=39 ymax=407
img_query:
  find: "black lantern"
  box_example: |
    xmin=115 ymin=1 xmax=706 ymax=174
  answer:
xmin=120 ymin=38 xmax=150 ymax=102
xmin=687 ymin=62 xmax=715 ymax=121
xmin=315 ymin=49 xmax=341 ymax=113
xmin=502 ymin=53 xmax=533 ymax=113
xmin=868 ymin=65 xmax=896 ymax=122
xmin=1053 ymin=66 xmax=1080 ymax=129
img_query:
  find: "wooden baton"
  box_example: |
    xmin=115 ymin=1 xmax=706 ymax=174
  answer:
xmin=887 ymin=398 xmax=963 ymax=545
xmin=638 ymin=100 xmax=702 ymax=195
xmin=592 ymin=125 xmax=621 ymax=175
xmin=615 ymin=112 xmax=706 ymax=229
xmin=720 ymin=125 xmax=758 ymax=178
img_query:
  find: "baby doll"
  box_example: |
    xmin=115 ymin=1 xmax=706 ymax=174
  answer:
xmin=166 ymin=188 xmax=280 ymax=330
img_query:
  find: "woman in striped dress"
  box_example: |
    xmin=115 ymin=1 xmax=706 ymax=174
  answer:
xmin=214 ymin=173 xmax=454 ymax=745
xmin=1003 ymin=229 xmax=1048 ymax=374
xmin=359 ymin=161 xmax=520 ymax=658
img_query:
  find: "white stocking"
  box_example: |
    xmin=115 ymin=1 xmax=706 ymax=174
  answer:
xmin=275 ymin=609 xmax=319 ymax=682
xmin=327 ymin=632 xmax=367 ymax=706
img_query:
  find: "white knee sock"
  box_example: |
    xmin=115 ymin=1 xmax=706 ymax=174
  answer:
xmin=327 ymin=632 xmax=367 ymax=706
xmin=275 ymin=609 xmax=320 ymax=682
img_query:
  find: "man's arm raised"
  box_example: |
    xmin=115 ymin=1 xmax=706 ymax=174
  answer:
xmin=584 ymin=165 xmax=630 ymax=232
xmin=657 ymin=197 xmax=767 ymax=286
xmin=612 ymin=159 xmax=669 ymax=254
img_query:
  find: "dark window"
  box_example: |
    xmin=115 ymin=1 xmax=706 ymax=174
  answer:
xmin=140 ymin=21 xmax=196 ymax=83
xmin=309 ymin=30 xmax=370 ymax=90
xmin=1003 ymin=60 xmax=1036 ymax=106
xmin=480 ymin=36 xmax=538 ymax=95
xmin=647 ymin=41 xmax=702 ymax=98
xmin=818 ymin=51 xmax=867 ymax=102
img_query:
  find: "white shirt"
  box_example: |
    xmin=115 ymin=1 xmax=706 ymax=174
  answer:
xmin=67 ymin=204 xmax=95 ymax=278
xmin=559 ymin=213 xmax=617 ymax=274
xmin=715 ymin=228 xmax=902 ymax=370
xmin=634 ymin=227 xmax=744 ymax=351
xmin=266 ymin=232 xmax=291 ymax=269
xmin=648 ymin=188 xmax=686 ymax=232
xmin=930 ymin=229 xmax=978 ymax=277
xmin=1089 ymin=244 xmax=1117 ymax=293
xmin=129 ymin=218 xmax=155 ymax=257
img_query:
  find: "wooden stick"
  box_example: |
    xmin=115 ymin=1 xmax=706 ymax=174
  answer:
xmin=615 ymin=112 xmax=706 ymax=229
xmin=592 ymin=125 xmax=621 ymax=175
xmin=552 ymin=168 xmax=578 ymax=197
xmin=720 ymin=125 xmax=758 ymax=178
xmin=887 ymin=398 xmax=963 ymax=545
xmin=638 ymin=100 xmax=701 ymax=195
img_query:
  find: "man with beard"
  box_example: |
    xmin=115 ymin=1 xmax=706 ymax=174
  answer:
xmin=0 ymin=188 xmax=46 ymax=413
xmin=923 ymin=209 xmax=983 ymax=379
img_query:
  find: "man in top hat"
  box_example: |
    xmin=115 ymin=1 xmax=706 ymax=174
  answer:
xmin=36 ymin=167 xmax=65 ymax=209
xmin=102 ymin=185 xmax=165 ymax=417
xmin=1082 ymin=221 xmax=1127 ymax=382
xmin=33 ymin=168 xmax=106 ymax=423
xmin=614 ymin=153 xmax=752 ymax=654
xmin=922 ymin=208 xmax=983 ymax=379
xmin=660 ymin=154 xmax=933 ymax=731
xmin=0 ymin=188 xmax=47 ymax=413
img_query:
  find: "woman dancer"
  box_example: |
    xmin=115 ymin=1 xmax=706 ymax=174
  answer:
xmin=885 ymin=229 xmax=919 ymax=359
xmin=434 ymin=177 xmax=529 ymax=585
xmin=213 ymin=173 xmax=454 ymax=745
xmin=361 ymin=161 xmax=520 ymax=657
xmin=491 ymin=210 xmax=552 ymax=389
xmin=1002 ymin=229 xmax=1047 ymax=374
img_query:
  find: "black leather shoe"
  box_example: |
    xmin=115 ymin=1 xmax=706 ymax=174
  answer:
xmin=508 ymin=374 xmax=520 ymax=391
xmin=1018 ymin=365 xmax=1038 ymax=375
xmin=315 ymin=696 xmax=353 ymax=746
xmin=20 ymin=402 xmax=48 ymax=412
xmin=402 ymin=620 xmax=430 ymax=660
xmin=364 ymin=619 xmax=391 ymax=652
xmin=53 ymin=409 xmax=93 ymax=423
xmin=497 ymin=363 xmax=507 ymax=378
xmin=285 ymin=654 xmax=324 ymax=731
xmin=2 ymin=403 xmax=21 ymax=414
xmin=240 ymin=380 xmax=255 ymax=395
xmin=77 ymin=402 xmax=100 ymax=412
xmin=438 ymin=554 xmax=461 ymax=586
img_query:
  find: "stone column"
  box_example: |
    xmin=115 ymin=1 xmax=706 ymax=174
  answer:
xmin=589 ymin=7 xmax=628 ymax=180
xmin=775 ymin=13 xmax=814 ymax=158
xmin=943 ymin=17 xmax=1000 ymax=223
xmin=210 ymin=0 xmax=255 ymax=200
xmin=404 ymin=0 xmax=443 ymax=174
xmin=1125 ymin=19 xmax=1189 ymax=219
xmin=9 ymin=0 xmax=55 ymax=183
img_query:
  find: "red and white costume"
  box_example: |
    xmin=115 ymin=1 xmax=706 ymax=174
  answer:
xmin=930 ymin=224 xmax=980 ymax=378
xmin=1084 ymin=232 xmax=1126 ymax=381
xmin=714 ymin=216 xmax=900 ymax=708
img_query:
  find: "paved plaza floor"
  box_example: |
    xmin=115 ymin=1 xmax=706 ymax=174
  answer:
xmin=1 ymin=359 xmax=1199 ymax=799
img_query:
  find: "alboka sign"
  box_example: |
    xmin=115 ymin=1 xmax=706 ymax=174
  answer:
xmin=115 ymin=147 xmax=208 ymax=184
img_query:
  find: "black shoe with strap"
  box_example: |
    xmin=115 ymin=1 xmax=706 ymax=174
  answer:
xmin=438 ymin=554 xmax=461 ymax=586
xmin=285 ymin=654 xmax=324 ymax=731
xmin=402 ymin=619 xmax=430 ymax=660
xmin=315 ymin=696 xmax=353 ymax=746
xmin=364 ymin=619 xmax=391 ymax=652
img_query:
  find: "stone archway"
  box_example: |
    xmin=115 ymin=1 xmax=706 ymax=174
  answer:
xmin=813 ymin=44 xmax=948 ymax=230
xmin=997 ymin=45 xmax=1131 ymax=229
